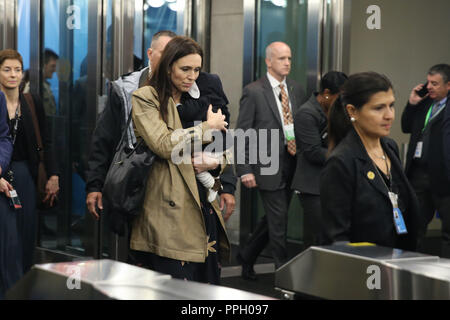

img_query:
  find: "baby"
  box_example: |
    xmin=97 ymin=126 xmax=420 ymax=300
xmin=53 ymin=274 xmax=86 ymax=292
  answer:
xmin=177 ymin=95 xmax=230 ymax=202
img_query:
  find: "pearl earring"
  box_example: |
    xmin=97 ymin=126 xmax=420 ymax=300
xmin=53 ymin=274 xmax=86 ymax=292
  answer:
xmin=350 ymin=117 xmax=356 ymax=122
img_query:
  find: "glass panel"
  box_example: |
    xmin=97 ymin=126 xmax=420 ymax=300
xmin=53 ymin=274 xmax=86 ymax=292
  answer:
xmin=322 ymin=0 xmax=333 ymax=74
xmin=134 ymin=0 xmax=144 ymax=71
xmin=253 ymin=0 xmax=310 ymax=242
xmin=17 ymin=0 xmax=30 ymax=70
xmin=256 ymin=0 xmax=308 ymax=88
xmin=142 ymin=0 xmax=184 ymax=67
xmin=98 ymin=0 xmax=115 ymax=260
xmin=38 ymin=0 xmax=93 ymax=256
xmin=38 ymin=0 xmax=61 ymax=250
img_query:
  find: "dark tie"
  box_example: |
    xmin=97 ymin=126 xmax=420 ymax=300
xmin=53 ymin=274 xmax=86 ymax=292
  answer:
xmin=430 ymin=101 xmax=445 ymax=118
xmin=279 ymin=83 xmax=296 ymax=156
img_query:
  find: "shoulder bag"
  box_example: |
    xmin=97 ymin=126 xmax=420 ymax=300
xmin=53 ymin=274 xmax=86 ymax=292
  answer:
xmin=102 ymin=110 xmax=156 ymax=217
xmin=24 ymin=93 xmax=50 ymax=209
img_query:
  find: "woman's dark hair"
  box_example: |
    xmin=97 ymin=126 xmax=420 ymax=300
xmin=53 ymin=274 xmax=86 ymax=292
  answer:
xmin=320 ymin=71 xmax=348 ymax=94
xmin=149 ymin=36 xmax=203 ymax=123
xmin=328 ymin=71 xmax=393 ymax=151
xmin=0 ymin=49 xmax=24 ymax=70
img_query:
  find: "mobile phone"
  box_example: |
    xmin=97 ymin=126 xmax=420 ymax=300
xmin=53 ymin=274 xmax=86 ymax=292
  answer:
xmin=9 ymin=189 xmax=23 ymax=210
xmin=416 ymin=82 xmax=429 ymax=97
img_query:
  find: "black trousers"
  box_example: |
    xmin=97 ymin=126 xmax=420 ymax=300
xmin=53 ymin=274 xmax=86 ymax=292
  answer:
xmin=297 ymin=193 xmax=326 ymax=248
xmin=239 ymin=187 xmax=293 ymax=269
xmin=409 ymin=166 xmax=450 ymax=258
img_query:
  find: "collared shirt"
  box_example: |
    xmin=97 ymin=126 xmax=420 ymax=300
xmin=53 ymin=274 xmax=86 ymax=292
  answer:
xmin=266 ymin=72 xmax=293 ymax=125
xmin=431 ymin=96 xmax=447 ymax=118
xmin=189 ymin=81 xmax=200 ymax=99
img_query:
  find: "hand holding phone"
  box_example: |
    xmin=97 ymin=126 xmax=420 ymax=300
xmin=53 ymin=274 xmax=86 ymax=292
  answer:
xmin=415 ymin=81 xmax=429 ymax=98
xmin=409 ymin=82 xmax=428 ymax=105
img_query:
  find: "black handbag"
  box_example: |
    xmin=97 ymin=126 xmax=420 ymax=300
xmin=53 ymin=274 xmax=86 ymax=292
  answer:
xmin=102 ymin=111 xmax=156 ymax=219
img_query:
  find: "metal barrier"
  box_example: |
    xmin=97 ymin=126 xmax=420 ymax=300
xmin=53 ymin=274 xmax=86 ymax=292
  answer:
xmin=275 ymin=243 xmax=450 ymax=300
xmin=6 ymin=259 xmax=274 ymax=300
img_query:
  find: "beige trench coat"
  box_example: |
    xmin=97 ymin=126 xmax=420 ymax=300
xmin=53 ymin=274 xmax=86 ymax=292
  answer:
xmin=129 ymin=86 xmax=231 ymax=263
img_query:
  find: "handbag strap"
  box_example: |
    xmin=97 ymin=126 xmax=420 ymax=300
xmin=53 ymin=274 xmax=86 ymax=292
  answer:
xmin=24 ymin=93 xmax=45 ymax=162
xmin=116 ymin=109 xmax=134 ymax=152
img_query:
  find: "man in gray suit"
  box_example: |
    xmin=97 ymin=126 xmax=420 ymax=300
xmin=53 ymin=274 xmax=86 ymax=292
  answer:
xmin=235 ymin=41 xmax=305 ymax=279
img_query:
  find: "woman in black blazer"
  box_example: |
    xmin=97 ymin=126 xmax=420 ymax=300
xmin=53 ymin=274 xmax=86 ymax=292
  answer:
xmin=0 ymin=50 xmax=59 ymax=294
xmin=320 ymin=72 xmax=419 ymax=250
xmin=292 ymin=71 xmax=347 ymax=248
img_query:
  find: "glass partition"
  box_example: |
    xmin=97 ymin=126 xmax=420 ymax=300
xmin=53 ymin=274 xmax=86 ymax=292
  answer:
xmin=256 ymin=0 xmax=309 ymax=88
xmin=33 ymin=0 xmax=91 ymax=256
xmin=142 ymin=0 xmax=185 ymax=67
xmin=17 ymin=0 xmax=30 ymax=69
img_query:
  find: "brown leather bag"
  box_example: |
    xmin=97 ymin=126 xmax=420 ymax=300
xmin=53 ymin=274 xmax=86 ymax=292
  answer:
xmin=23 ymin=93 xmax=49 ymax=208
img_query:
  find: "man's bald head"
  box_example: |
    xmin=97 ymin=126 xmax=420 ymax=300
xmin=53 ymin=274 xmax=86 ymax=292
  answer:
xmin=147 ymin=30 xmax=177 ymax=72
xmin=265 ymin=42 xmax=292 ymax=82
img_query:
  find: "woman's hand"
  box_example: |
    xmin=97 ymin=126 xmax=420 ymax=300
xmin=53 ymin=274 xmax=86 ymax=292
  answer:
xmin=0 ymin=178 xmax=13 ymax=197
xmin=192 ymin=152 xmax=220 ymax=174
xmin=207 ymin=105 xmax=227 ymax=132
xmin=43 ymin=175 xmax=59 ymax=207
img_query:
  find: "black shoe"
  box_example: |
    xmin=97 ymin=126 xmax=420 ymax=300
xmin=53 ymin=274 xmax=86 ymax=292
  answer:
xmin=236 ymin=253 xmax=257 ymax=281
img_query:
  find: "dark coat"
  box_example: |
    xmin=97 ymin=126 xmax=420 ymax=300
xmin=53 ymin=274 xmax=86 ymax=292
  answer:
xmin=401 ymin=93 xmax=450 ymax=196
xmin=291 ymin=93 xmax=328 ymax=195
xmin=0 ymin=92 xmax=12 ymax=171
xmin=17 ymin=93 xmax=58 ymax=181
xmin=444 ymin=97 xmax=450 ymax=181
xmin=320 ymin=129 xmax=420 ymax=250
xmin=235 ymin=75 xmax=306 ymax=190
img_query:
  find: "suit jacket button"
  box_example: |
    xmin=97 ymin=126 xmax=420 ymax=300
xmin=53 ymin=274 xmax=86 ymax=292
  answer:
xmin=169 ymin=201 xmax=175 ymax=207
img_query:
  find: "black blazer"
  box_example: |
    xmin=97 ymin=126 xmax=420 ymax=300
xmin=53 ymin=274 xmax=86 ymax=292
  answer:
xmin=291 ymin=93 xmax=328 ymax=195
xmin=444 ymin=99 xmax=450 ymax=181
xmin=320 ymin=129 xmax=420 ymax=250
xmin=18 ymin=93 xmax=58 ymax=182
xmin=236 ymin=75 xmax=306 ymax=190
xmin=401 ymin=93 xmax=450 ymax=196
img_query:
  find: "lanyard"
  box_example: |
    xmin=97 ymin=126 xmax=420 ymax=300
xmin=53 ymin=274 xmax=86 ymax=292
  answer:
xmin=372 ymin=149 xmax=392 ymax=192
xmin=11 ymin=105 xmax=20 ymax=145
xmin=422 ymin=101 xmax=446 ymax=132
xmin=422 ymin=103 xmax=434 ymax=132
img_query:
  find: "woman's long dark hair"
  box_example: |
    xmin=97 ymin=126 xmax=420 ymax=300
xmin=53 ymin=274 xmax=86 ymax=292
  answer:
xmin=328 ymin=72 xmax=393 ymax=151
xmin=148 ymin=36 xmax=203 ymax=123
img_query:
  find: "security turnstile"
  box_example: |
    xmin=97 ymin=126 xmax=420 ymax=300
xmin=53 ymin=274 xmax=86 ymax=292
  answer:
xmin=275 ymin=244 xmax=450 ymax=299
xmin=6 ymin=259 xmax=274 ymax=300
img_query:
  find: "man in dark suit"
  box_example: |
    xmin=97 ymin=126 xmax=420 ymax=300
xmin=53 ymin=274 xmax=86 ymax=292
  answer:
xmin=235 ymin=41 xmax=305 ymax=278
xmin=401 ymin=63 xmax=450 ymax=258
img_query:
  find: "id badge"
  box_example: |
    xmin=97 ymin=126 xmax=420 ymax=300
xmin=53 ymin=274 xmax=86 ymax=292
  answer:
xmin=9 ymin=189 xmax=23 ymax=210
xmin=413 ymin=141 xmax=423 ymax=158
xmin=284 ymin=123 xmax=295 ymax=141
xmin=389 ymin=192 xmax=407 ymax=234
xmin=393 ymin=207 xmax=408 ymax=234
